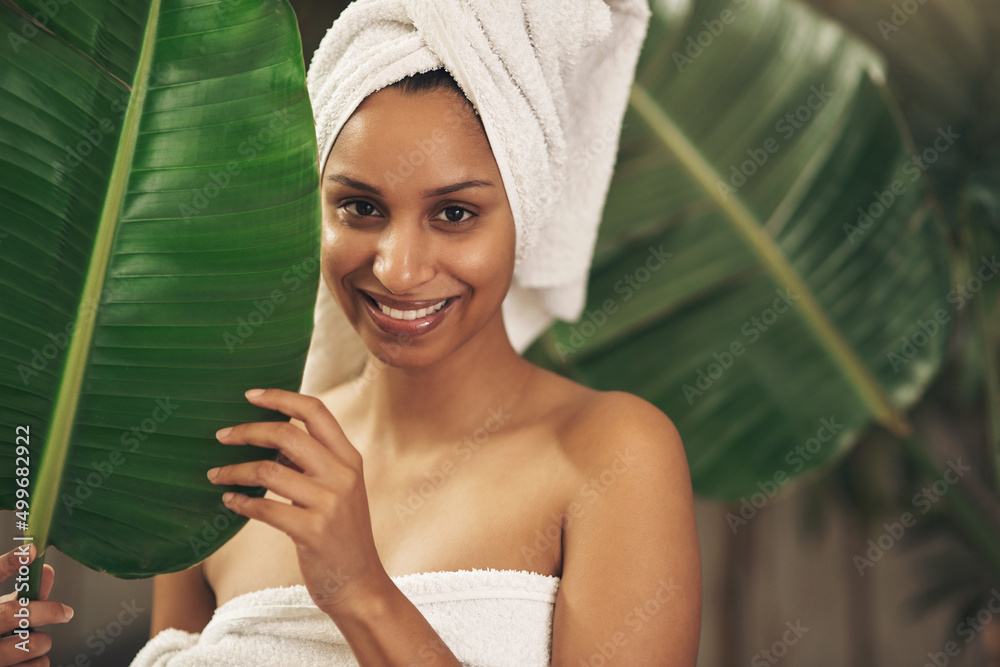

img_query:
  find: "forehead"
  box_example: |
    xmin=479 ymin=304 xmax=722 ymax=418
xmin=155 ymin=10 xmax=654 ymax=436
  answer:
xmin=324 ymin=87 xmax=497 ymax=185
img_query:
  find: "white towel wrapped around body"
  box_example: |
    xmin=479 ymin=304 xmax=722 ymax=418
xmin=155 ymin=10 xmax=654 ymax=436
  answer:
xmin=130 ymin=568 xmax=561 ymax=666
xmin=300 ymin=0 xmax=651 ymax=396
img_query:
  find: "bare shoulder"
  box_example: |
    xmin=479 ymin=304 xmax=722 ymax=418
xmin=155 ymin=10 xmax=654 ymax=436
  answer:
xmin=569 ymin=389 xmax=681 ymax=447
xmin=527 ymin=369 xmax=692 ymax=518
xmin=560 ymin=387 xmax=693 ymax=529
xmin=535 ymin=373 xmax=702 ymax=664
xmin=537 ymin=370 xmax=685 ymax=479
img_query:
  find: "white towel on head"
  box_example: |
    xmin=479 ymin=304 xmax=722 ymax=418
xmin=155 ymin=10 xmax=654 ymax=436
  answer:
xmin=299 ymin=0 xmax=651 ymax=396
xmin=129 ymin=568 xmax=561 ymax=666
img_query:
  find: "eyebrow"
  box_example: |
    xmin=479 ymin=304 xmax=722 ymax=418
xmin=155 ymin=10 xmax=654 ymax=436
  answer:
xmin=326 ymin=173 xmax=495 ymax=198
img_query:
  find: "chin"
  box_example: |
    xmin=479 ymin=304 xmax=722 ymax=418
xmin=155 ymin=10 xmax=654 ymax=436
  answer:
xmin=359 ymin=331 xmax=445 ymax=367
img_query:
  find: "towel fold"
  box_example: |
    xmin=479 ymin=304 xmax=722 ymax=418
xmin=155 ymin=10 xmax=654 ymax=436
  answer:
xmin=299 ymin=0 xmax=651 ymax=396
xmin=130 ymin=568 xmax=561 ymax=666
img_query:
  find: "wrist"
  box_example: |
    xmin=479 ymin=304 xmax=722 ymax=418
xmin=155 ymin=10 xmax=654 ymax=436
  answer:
xmin=321 ymin=568 xmax=396 ymax=627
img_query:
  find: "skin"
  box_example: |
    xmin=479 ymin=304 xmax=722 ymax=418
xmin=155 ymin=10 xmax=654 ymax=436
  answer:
xmin=0 ymin=544 xmax=73 ymax=667
xmin=151 ymin=86 xmax=702 ymax=665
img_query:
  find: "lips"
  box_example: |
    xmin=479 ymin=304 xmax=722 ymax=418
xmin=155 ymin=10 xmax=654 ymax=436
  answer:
xmin=358 ymin=289 xmax=459 ymax=335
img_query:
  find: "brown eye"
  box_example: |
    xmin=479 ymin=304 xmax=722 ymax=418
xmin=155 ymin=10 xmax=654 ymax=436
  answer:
xmin=435 ymin=206 xmax=474 ymax=225
xmin=342 ymin=200 xmax=381 ymax=217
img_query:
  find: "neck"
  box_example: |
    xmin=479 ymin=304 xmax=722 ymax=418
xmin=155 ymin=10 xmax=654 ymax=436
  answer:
xmin=353 ymin=313 xmax=532 ymax=456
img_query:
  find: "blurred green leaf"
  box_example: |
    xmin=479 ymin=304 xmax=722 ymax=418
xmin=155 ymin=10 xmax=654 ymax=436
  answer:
xmin=527 ymin=0 xmax=952 ymax=500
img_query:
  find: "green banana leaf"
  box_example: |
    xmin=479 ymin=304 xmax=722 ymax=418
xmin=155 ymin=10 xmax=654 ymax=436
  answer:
xmin=0 ymin=0 xmax=321 ymax=590
xmin=802 ymin=0 xmax=1000 ymax=471
xmin=526 ymin=0 xmax=953 ymax=501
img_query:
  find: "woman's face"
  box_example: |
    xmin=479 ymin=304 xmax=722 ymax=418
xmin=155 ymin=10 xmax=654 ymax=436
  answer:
xmin=320 ymin=86 xmax=516 ymax=367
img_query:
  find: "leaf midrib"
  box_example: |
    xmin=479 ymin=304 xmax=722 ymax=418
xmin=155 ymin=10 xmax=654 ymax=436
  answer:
xmin=627 ymin=81 xmax=910 ymax=437
xmin=28 ymin=0 xmax=163 ymax=554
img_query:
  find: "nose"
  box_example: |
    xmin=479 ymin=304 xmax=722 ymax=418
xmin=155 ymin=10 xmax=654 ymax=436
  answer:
xmin=372 ymin=219 xmax=435 ymax=294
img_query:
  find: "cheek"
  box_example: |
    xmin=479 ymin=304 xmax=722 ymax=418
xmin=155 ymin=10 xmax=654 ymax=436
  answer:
xmin=449 ymin=230 xmax=515 ymax=300
xmin=320 ymin=216 xmax=368 ymax=300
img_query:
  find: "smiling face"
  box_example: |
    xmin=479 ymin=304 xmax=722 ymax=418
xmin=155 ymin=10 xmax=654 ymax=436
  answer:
xmin=320 ymin=84 xmax=516 ymax=368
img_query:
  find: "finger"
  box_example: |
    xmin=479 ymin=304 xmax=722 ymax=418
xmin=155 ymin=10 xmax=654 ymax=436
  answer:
xmin=0 ymin=600 xmax=72 ymax=635
xmin=0 ymin=631 xmax=50 ymax=665
xmin=0 ymin=566 xmax=57 ymax=608
xmin=208 ymin=459 xmax=342 ymax=508
xmin=276 ymin=451 xmax=305 ymax=474
xmin=38 ymin=565 xmax=54 ymax=602
xmin=0 ymin=544 xmax=33 ymax=582
xmin=16 ymin=657 xmax=53 ymax=667
xmin=220 ymin=492 xmax=314 ymax=541
xmin=242 ymin=389 xmax=361 ymax=466
xmin=13 ymin=658 xmax=52 ymax=667
xmin=215 ymin=421 xmax=341 ymax=477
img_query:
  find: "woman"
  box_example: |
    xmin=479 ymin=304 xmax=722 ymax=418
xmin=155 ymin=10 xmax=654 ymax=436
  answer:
xmin=142 ymin=68 xmax=701 ymax=666
xmin=142 ymin=2 xmax=701 ymax=665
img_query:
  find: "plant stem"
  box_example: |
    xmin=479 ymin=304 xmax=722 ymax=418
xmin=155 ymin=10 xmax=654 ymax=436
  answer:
xmin=27 ymin=552 xmax=43 ymax=603
xmin=629 ymin=84 xmax=911 ymax=438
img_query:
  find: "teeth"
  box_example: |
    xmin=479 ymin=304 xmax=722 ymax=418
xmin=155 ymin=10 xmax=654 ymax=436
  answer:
xmin=376 ymin=298 xmax=448 ymax=320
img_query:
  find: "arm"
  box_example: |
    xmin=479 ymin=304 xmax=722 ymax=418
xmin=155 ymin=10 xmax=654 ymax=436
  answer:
xmin=146 ymin=538 xmax=459 ymax=663
xmin=149 ymin=562 xmax=215 ymax=638
xmin=551 ymin=391 xmax=702 ymax=666
xmin=206 ymin=389 xmax=462 ymax=666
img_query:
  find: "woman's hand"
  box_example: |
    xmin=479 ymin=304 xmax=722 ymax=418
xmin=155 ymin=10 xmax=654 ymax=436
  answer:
xmin=207 ymin=388 xmax=389 ymax=621
xmin=0 ymin=543 xmax=74 ymax=667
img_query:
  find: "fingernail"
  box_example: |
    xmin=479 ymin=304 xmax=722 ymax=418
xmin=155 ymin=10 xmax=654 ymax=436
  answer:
xmin=207 ymin=467 xmax=219 ymax=481
xmin=62 ymin=604 xmax=74 ymax=620
xmin=216 ymin=427 xmax=232 ymax=439
xmin=245 ymin=388 xmax=265 ymax=398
